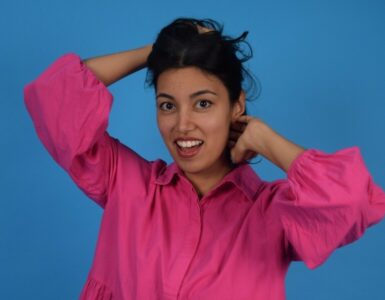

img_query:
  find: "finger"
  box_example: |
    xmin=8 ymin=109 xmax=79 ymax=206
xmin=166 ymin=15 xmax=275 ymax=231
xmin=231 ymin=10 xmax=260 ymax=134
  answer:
xmin=235 ymin=151 xmax=258 ymax=164
xmin=230 ymin=141 xmax=247 ymax=164
xmin=230 ymin=147 xmax=237 ymax=163
xmin=244 ymin=150 xmax=258 ymax=161
xmin=236 ymin=115 xmax=253 ymax=123
xmin=196 ymin=24 xmax=213 ymax=34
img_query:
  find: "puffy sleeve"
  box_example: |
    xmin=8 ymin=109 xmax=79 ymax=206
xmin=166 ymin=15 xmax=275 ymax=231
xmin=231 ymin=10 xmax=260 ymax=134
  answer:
xmin=272 ymin=146 xmax=385 ymax=269
xmin=23 ymin=52 xmax=152 ymax=209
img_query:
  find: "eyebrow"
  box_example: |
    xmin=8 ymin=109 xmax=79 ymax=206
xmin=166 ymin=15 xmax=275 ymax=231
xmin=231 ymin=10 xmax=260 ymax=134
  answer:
xmin=156 ymin=89 xmax=218 ymax=101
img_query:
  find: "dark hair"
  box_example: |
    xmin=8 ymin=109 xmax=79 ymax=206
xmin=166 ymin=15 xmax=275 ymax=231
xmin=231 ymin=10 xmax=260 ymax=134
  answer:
xmin=145 ymin=17 xmax=261 ymax=115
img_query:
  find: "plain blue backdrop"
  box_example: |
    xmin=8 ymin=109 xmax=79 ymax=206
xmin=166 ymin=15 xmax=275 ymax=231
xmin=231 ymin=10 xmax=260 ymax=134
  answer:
xmin=1 ymin=0 xmax=384 ymax=299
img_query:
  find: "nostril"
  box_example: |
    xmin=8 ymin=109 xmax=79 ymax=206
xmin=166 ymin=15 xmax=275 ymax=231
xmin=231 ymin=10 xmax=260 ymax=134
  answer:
xmin=177 ymin=122 xmax=195 ymax=131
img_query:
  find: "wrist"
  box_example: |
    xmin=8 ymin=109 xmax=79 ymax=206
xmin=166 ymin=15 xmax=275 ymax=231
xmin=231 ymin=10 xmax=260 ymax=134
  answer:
xmin=136 ymin=44 xmax=153 ymax=69
xmin=250 ymin=120 xmax=306 ymax=172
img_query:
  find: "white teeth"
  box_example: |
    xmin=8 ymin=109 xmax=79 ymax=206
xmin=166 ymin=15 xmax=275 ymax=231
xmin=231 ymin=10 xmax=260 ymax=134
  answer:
xmin=176 ymin=140 xmax=203 ymax=148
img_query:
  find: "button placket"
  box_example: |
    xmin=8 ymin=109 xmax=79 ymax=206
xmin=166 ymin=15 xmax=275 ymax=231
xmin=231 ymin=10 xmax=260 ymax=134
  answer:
xmin=176 ymin=188 xmax=204 ymax=299
xmin=163 ymin=179 xmax=203 ymax=298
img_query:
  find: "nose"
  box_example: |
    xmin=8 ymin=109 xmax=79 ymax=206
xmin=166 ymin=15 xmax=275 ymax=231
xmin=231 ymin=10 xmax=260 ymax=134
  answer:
xmin=176 ymin=109 xmax=195 ymax=133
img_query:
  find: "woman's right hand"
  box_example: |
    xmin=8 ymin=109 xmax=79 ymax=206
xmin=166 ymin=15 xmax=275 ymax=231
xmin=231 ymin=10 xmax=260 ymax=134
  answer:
xmin=196 ymin=24 xmax=214 ymax=34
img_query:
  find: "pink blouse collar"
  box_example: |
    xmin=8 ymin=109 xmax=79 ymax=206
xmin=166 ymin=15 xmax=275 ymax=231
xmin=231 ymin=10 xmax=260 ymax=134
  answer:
xmin=154 ymin=161 xmax=264 ymax=202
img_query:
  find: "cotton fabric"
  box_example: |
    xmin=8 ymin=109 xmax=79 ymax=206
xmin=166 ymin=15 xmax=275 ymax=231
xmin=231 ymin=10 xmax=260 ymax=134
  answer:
xmin=24 ymin=53 xmax=385 ymax=300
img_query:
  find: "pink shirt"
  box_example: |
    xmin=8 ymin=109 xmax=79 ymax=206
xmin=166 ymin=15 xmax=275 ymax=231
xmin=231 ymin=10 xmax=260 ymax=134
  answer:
xmin=24 ymin=53 xmax=385 ymax=300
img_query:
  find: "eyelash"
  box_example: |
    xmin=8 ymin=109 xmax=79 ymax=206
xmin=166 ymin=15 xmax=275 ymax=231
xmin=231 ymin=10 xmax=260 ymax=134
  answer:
xmin=158 ymin=100 xmax=213 ymax=111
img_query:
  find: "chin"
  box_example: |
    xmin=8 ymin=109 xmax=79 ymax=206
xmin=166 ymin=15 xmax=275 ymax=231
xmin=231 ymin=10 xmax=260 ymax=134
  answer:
xmin=166 ymin=140 xmax=228 ymax=174
xmin=179 ymin=155 xmax=228 ymax=177
xmin=175 ymin=159 xmax=207 ymax=174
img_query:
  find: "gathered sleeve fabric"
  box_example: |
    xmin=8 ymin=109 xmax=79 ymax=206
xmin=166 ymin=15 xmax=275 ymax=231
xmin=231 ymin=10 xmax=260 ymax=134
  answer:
xmin=271 ymin=146 xmax=385 ymax=269
xmin=23 ymin=53 xmax=152 ymax=209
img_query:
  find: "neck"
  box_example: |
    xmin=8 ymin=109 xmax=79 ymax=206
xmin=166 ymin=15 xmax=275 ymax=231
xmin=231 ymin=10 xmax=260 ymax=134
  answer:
xmin=183 ymin=151 xmax=235 ymax=199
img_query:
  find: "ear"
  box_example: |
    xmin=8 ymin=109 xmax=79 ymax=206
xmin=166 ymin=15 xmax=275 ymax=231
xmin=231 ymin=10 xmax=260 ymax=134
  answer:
xmin=231 ymin=90 xmax=246 ymax=122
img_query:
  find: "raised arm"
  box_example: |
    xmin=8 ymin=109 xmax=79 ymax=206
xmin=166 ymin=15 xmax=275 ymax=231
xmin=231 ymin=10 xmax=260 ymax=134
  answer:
xmin=24 ymin=45 xmax=155 ymax=208
xmin=82 ymin=44 xmax=153 ymax=86
xmin=229 ymin=115 xmax=385 ymax=269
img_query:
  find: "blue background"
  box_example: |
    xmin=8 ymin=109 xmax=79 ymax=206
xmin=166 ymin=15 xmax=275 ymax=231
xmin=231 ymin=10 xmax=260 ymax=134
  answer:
xmin=1 ymin=0 xmax=384 ymax=299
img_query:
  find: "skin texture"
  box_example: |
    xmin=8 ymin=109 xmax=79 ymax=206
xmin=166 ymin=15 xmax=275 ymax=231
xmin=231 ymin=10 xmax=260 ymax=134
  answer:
xmin=156 ymin=67 xmax=245 ymax=197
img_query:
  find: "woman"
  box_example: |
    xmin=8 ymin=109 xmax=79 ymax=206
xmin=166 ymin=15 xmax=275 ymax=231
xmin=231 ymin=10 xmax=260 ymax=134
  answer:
xmin=24 ymin=18 xmax=385 ymax=300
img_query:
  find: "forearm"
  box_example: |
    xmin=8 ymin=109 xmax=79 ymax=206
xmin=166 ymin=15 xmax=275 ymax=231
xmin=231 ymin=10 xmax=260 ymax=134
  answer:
xmin=252 ymin=122 xmax=306 ymax=173
xmin=82 ymin=44 xmax=153 ymax=87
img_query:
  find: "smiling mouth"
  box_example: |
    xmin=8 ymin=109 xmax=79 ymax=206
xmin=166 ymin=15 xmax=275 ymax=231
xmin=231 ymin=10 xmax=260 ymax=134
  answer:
xmin=175 ymin=141 xmax=204 ymax=158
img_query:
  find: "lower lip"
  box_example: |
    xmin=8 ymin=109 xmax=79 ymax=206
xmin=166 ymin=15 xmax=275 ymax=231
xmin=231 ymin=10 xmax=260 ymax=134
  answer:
xmin=175 ymin=143 xmax=203 ymax=158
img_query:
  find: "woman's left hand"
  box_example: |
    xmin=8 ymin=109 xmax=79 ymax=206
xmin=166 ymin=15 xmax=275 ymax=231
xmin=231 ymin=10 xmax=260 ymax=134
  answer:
xmin=228 ymin=115 xmax=307 ymax=172
xmin=228 ymin=115 xmax=262 ymax=164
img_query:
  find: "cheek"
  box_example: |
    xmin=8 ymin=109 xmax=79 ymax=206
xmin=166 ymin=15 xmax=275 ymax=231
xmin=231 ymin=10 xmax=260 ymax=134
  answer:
xmin=157 ymin=116 xmax=173 ymax=140
xmin=204 ymin=115 xmax=230 ymax=139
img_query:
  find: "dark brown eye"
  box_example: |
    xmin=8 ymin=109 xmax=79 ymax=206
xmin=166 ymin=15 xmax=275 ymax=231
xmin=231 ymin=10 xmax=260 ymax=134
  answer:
xmin=197 ymin=100 xmax=212 ymax=109
xmin=159 ymin=102 xmax=175 ymax=111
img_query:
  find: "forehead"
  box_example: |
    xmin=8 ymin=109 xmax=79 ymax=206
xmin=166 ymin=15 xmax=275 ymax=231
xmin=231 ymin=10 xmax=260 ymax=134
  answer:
xmin=157 ymin=67 xmax=225 ymax=94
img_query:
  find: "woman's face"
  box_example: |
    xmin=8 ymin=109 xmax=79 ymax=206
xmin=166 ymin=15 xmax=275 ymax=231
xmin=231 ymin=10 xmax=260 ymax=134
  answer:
xmin=156 ymin=67 xmax=245 ymax=178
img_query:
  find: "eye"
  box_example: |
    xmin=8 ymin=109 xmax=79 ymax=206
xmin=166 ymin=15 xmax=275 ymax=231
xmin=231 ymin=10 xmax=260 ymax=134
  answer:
xmin=196 ymin=99 xmax=212 ymax=109
xmin=158 ymin=102 xmax=175 ymax=111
